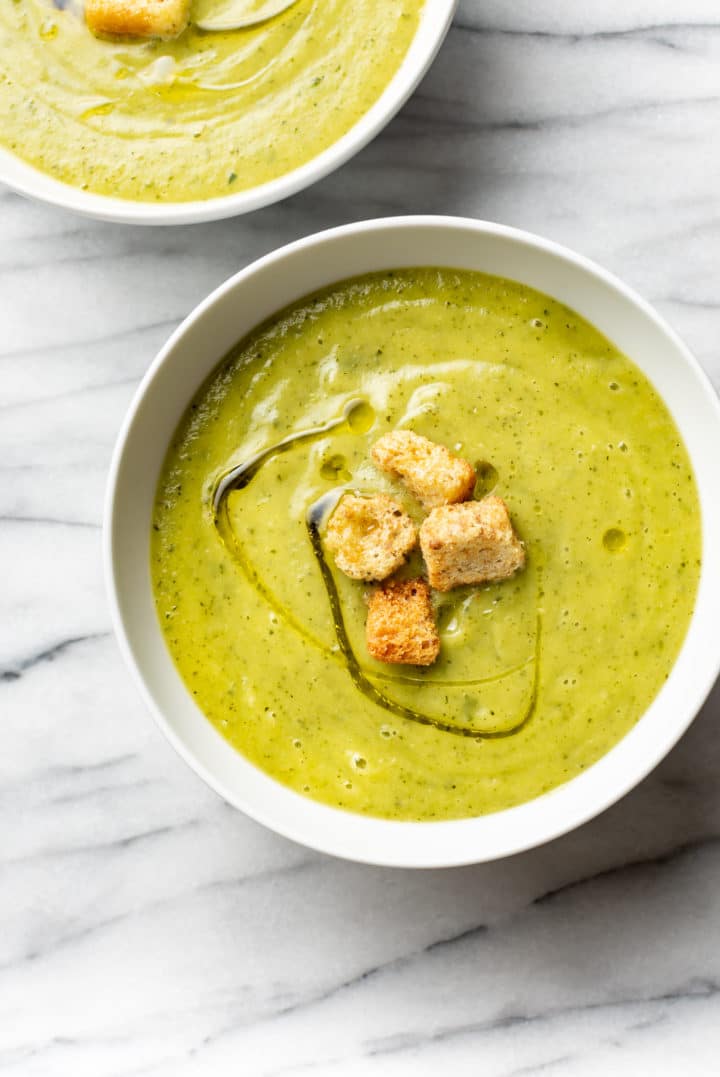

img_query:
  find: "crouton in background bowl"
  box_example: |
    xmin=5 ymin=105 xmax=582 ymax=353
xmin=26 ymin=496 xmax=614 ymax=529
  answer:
xmin=0 ymin=1 xmax=456 ymax=225
xmin=105 ymin=216 xmax=720 ymax=866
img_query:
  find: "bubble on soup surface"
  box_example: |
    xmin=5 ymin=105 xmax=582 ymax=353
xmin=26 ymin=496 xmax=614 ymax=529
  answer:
xmin=320 ymin=454 xmax=352 ymax=482
xmin=474 ymin=461 xmax=499 ymax=497
xmin=603 ymin=528 xmax=626 ymax=552
xmin=346 ymin=400 xmax=375 ymax=434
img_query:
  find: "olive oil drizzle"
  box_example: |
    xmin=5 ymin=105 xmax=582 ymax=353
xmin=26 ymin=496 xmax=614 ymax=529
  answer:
xmin=216 ymin=483 xmax=530 ymax=687
xmin=212 ymin=402 xmax=541 ymax=739
xmin=214 ymin=494 xmax=324 ymax=651
xmin=213 ymin=400 xmax=374 ymax=652
xmin=212 ymin=399 xmax=370 ymax=513
xmin=369 ymin=657 xmax=534 ymax=688
xmin=306 ymin=492 xmax=541 ymax=740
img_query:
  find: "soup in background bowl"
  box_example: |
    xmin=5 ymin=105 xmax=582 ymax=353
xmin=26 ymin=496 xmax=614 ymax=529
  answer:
xmin=104 ymin=217 xmax=720 ymax=866
xmin=0 ymin=0 xmax=456 ymax=223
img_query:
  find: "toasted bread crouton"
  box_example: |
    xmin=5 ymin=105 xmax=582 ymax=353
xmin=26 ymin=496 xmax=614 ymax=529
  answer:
xmin=325 ymin=494 xmax=416 ymax=582
xmin=372 ymin=431 xmax=476 ymax=510
xmin=366 ymin=579 xmax=440 ymax=666
xmin=85 ymin=0 xmax=190 ymax=38
xmin=419 ymin=496 xmax=525 ymax=592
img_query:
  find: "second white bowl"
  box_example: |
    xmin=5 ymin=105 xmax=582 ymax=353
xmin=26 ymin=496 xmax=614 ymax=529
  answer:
xmin=0 ymin=2 xmax=456 ymax=225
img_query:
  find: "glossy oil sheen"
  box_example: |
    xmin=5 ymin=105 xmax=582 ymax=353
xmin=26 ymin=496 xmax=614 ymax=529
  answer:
xmin=0 ymin=0 xmax=422 ymax=202
xmin=151 ymin=269 xmax=701 ymax=821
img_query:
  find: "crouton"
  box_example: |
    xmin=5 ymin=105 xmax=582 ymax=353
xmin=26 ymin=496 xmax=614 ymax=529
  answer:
xmin=419 ymin=496 xmax=525 ymax=592
xmin=372 ymin=430 xmax=476 ymax=510
xmin=325 ymin=494 xmax=416 ymax=582
xmin=366 ymin=579 xmax=440 ymax=666
xmin=85 ymin=0 xmax=190 ymax=39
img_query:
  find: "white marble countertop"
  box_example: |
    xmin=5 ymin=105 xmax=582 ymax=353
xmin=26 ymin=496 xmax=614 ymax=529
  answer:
xmin=3 ymin=2 xmax=720 ymax=1074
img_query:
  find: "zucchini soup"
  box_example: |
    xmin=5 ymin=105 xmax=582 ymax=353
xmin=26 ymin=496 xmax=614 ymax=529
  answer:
xmin=0 ymin=0 xmax=423 ymax=202
xmin=151 ymin=269 xmax=701 ymax=821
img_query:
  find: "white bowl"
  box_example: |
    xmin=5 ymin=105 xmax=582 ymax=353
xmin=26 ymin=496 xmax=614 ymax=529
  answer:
xmin=105 ymin=216 xmax=720 ymax=866
xmin=0 ymin=2 xmax=456 ymax=225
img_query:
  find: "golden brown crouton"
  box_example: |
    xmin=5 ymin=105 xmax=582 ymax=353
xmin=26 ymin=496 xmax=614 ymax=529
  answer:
xmin=419 ymin=496 xmax=525 ymax=592
xmin=325 ymin=494 xmax=416 ymax=582
xmin=366 ymin=579 xmax=440 ymax=666
xmin=85 ymin=0 xmax=190 ymax=38
xmin=372 ymin=430 xmax=476 ymax=510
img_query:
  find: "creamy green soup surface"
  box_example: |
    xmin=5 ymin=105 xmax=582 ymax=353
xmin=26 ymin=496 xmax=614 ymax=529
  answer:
xmin=0 ymin=0 xmax=422 ymax=202
xmin=151 ymin=269 xmax=701 ymax=821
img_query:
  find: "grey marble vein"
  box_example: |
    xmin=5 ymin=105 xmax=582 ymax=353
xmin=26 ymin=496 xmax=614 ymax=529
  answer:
xmin=2 ymin=2 xmax=720 ymax=1074
xmin=0 ymin=631 xmax=111 ymax=681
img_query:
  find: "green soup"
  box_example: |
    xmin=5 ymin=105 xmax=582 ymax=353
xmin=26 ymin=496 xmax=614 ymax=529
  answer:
xmin=151 ymin=269 xmax=701 ymax=821
xmin=0 ymin=0 xmax=422 ymax=202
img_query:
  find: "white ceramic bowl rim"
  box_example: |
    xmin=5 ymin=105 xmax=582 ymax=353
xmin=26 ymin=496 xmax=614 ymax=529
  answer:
xmin=0 ymin=1 xmax=457 ymax=225
xmin=105 ymin=216 xmax=720 ymax=867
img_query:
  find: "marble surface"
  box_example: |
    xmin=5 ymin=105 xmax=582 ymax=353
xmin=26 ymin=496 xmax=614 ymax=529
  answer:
xmin=3 ymin=2 xmax=720 ymax=1073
